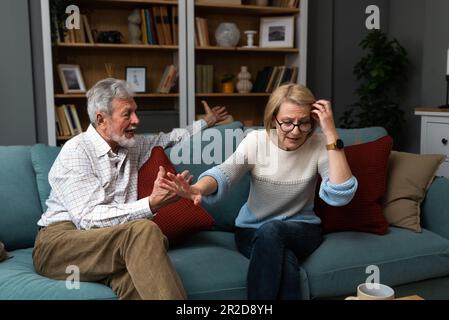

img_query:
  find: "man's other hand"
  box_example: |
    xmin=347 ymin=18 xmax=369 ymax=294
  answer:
xmin=202 ymin=100 xmax=229 ymax=127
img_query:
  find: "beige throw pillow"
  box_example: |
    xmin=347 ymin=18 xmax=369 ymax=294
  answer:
xmin=382 ymin=151 xmax=445 ymax=232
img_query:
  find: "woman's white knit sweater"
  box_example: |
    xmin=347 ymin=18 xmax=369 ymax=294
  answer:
xmin=199 ymin=130 xmax=358 ymax=229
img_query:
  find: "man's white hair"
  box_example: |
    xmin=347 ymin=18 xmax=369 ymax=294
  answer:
xmin=86 ymin=78 xmax=134 ymax=125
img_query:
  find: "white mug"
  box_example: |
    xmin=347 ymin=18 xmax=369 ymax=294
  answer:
xmin=345 ymin=283 xmax=395 ymax=300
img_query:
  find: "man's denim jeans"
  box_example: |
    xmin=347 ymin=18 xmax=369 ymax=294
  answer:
xmin=235 ymin=220 xmax=322 ymax=300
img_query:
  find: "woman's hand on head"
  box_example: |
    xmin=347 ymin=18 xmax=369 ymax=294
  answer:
xmin=311 ymin=100 xmax=338 ymax=140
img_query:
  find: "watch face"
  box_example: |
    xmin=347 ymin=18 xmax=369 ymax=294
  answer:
xmin=336 ymin=139 xmax=344 ymax=149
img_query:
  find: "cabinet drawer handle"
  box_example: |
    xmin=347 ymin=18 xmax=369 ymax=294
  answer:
xmin=443 ymin=138 xmax=448 ymax=146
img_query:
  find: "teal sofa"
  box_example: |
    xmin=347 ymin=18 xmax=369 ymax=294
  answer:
xmin=1 ymin=121 xmax=449 ymax=300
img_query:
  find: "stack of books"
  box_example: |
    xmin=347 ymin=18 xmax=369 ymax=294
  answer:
xmin=140 ymin=6 xmax=178 ymax=45
xmin=55 ymin=104 xmax=83 ymax=137
xmin=252 ymin=66 xmax=298 ymax=93
xmin=195 ymin=17 xmax=210 ymax=47
xmin=195 ymin=65 xmax=214 ymax=93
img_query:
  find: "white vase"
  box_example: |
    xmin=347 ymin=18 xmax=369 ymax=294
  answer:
xmin=243 ymin=30 xmax=258 ymax=48
xmin=215 ymin=23 xmax=240 ymax=47
xmin=236 ymin=66 xmax=252 ymax=93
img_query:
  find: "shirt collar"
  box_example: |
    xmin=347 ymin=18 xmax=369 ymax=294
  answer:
xmin=85 ymin=124 xmax=113 ymax=158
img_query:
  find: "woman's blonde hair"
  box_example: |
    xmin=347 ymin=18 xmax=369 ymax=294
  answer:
xmin=264 ymin=83 xmax=317 ymax=134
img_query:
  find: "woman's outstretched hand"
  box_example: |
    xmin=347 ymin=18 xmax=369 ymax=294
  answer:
xmin=160 ymin=170 xmax=203 ymax=206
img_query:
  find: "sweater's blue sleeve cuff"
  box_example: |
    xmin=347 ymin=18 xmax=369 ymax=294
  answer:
xmin=198 ymin=166 xmax=230 ymax=205
xmin=319 ymin=176 xmax=358 ymax=206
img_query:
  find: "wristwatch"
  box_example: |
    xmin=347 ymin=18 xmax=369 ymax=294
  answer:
xmin=326 ymin=139 xmax=344 ymax=150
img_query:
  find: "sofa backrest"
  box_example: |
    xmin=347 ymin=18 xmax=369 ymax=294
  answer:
xmin=167 ymin=123 xmax=388 ymax=231
xmin=0 ymin=146 xmax=43 ymax=250
xmin=166 ymin=121 xmax=250 ymax=231
xmin=0 ymin=124 xmax=390 ymax=250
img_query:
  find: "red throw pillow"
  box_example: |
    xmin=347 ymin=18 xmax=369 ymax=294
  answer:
xmin=138 ymin=146 xmax=214 ymax=244
xmin=315 ymin=136 xmax=393 ymax=235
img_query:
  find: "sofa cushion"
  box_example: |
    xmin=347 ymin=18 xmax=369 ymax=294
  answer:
xmin=382 ymin=151 xmax=445 ymax=232
xmin=421 ymin=177 xmax=449 ymax=240
xmin=169 ymin=231 xmax=248 ymax=299
xmin=0 ymin=248 xmax=116 ymax=300
xmin=166 ymin=121 xmax=250 ymax=231
xmin=0 ymin=232 xmax=248 ymax=300
xmin=30 ymin=144 xmax=61 ymax=211
xmin=138 ymin=146 xmax=215 ymax=245
xmin=301 ymin=227 xmax=449 ymax=299
xmin=315 ymin=136 xmax=392 ymax=234
xmin=0 ymin=146 xmax=43 ymax=250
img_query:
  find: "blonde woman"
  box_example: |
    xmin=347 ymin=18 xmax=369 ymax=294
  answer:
xmin=161 ymin=84 xmax=358 ymax=300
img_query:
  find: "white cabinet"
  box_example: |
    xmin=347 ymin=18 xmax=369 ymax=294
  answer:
xmin=415 ymin=109 xmax=449 ymax=178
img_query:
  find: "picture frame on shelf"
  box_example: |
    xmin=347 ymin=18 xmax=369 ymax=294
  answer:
xmin=259 ymin=16 xmax=295 ymax=48
xmin=57 ymin=64 xmax=86 ymax=93
xmin=125 ymin=66 xmax=147 ymax=93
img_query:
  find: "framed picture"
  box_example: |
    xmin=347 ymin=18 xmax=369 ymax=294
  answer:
xmin=57 ymin=64 xmax=86 ymax=93
xmin=125 ymin=66 xmax=147 ymax=93
xmin=259 ymin=16 xmax=295 ymax=48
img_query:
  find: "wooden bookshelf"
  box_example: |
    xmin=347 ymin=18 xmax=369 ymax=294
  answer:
xmin=50 ymin=0 xmax=182 ymax=145
xmin=44 ymin=0 xmax=307 ymax=145
xmin=56 ymin=43 xmax=178 ymax=50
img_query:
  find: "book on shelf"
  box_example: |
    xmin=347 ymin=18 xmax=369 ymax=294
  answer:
xmin=69 ymin=104 xmax=83 ymax=134
xmin=55 ymin=105 xmax=71 ymax=137
xmin=171 ymin=6 xmax=178 ymax=45
xmin=160 ymin=6 xmax=173 ymax=45
xmin=252 ymin=66 xmax=298 ymax=93
xmin=156 ymin=65 xmax=178 ymax=93
xmin=81 ymin=15 xmax=95 ymax=44
xmin=140 ymin=9 xmax=149 ymax=44
xmin=195 ymin=65 xmax=214 ymax=93
xmin=55 ymin=105 xmax=82 ymax=137
xmin=144 ymin=8 xmax=158 ymax=44
xmin=152 ymin=7 xmax=166 ymax=45
xmin=195 ymin=17 xmax=210 ymax=47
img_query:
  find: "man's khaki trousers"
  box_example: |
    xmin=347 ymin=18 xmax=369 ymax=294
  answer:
xmin=32 ymin=219 xmax=186 ymax=300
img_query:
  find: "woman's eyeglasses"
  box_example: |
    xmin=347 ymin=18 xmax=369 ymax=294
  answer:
xmin=275 ymin=117 xmax=313 ymax=133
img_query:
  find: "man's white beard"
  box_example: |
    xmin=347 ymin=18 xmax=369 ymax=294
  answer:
xmin=109 ymin=127 xmax=137 ymax=148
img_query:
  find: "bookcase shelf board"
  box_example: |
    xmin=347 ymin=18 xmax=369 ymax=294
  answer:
xmin=195 ymin=3 xmax=299 ymax=16
xmin=56 ymin=43 xmax=178 ymax=50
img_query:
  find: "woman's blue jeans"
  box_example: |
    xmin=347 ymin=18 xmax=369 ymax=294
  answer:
xmin=235 ymin=220 xmax=322 ymax=300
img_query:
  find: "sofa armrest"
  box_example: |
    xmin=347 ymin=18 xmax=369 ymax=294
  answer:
xmin=421 ymin=177 xmax=449 ymax=240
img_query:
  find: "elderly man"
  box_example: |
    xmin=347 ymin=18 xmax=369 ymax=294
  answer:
xmin=32 ymin=78 xmax=228 ymax=300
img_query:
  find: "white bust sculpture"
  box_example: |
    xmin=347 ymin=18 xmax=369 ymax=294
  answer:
xmin=128 ymin=9 xmax=142 ymax=44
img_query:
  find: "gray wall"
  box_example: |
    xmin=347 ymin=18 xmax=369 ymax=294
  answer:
xmin=388 ymin=0 xmax=426 ymax=153
xmin=0 ymin=0 xmax=37 ymax=145
xmin=29 ymin=0 xmax=49 ymax=145
xmin=308 ymin=0 xmax=435 ymax=153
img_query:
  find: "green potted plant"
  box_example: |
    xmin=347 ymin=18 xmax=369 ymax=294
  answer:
xmin=221 ymin=73 xmax=235 ymax=93
xmin=339 ymin=29 xmax=409 ymax=141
